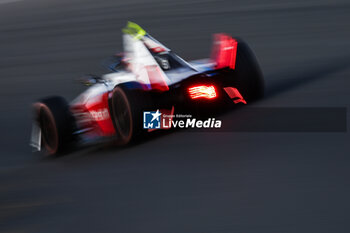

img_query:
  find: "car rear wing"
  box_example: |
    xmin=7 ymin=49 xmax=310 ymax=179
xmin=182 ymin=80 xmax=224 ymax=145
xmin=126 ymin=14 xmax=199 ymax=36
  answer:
xmin=211 ymin=33 xmax=238 ymax=70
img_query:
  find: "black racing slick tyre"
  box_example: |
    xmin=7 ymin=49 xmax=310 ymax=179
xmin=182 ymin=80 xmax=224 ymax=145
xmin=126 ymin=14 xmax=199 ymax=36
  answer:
xmin=230 ymin=39 xmax=265 ymax=103
xmin=34 ymin=96 xmax=76 ymax=155
xmin=111 ymin=85 xmax=152 ymax=145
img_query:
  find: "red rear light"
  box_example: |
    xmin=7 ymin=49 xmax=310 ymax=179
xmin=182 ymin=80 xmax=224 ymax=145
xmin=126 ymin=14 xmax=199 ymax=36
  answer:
xmin=188 ymin=85 xmax=217 ymax=99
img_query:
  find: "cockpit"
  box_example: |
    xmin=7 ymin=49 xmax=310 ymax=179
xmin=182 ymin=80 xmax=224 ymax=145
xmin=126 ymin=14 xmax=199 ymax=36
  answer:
xmin=153 ymin=51 xmax=195 ymax=73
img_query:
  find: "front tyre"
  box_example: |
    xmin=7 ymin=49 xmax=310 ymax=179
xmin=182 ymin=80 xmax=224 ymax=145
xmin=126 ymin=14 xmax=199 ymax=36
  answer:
xmin=34 ymin=96 xmax=76 ymax=155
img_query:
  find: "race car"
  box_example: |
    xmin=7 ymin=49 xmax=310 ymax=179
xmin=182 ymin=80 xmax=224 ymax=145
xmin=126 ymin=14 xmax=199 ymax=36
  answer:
xmin=30 ymin=22 xmax=264 ymax=155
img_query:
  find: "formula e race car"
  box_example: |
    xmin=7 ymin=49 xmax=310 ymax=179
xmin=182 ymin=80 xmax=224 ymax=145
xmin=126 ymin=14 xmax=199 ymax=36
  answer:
xmin=30 ymin=22 xmax=264 ymax=155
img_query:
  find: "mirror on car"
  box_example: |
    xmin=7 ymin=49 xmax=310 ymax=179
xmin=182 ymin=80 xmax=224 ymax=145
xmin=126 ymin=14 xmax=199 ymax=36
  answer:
xmin=102 ymin=53 xmax=124 ymax=72
xmin=79 ymin=75 xmax=103 ymax=86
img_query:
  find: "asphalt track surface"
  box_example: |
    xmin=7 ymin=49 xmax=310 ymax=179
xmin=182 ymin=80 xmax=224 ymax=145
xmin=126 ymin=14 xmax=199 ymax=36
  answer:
xmin=1 ymin=0 xmax=350 ymax=232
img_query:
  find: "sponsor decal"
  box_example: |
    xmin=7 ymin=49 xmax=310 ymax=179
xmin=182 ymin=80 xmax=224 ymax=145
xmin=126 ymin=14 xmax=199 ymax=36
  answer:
xmin=90 ymin=109 xmax=110 ymax=121
xmin=143 ymin=110 xmax=221 ymax=129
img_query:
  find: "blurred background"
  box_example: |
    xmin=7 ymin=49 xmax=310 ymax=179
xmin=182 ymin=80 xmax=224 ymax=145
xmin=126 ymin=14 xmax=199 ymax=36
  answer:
xmin=0 ymin=0 xmax=350 ymax=232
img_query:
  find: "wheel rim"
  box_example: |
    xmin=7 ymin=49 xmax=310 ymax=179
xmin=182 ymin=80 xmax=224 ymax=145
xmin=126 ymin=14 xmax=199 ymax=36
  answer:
xmin=112 ymin=88 xmax=133 ymax=143
xmin=39 ymin=106 xmax=58 ymax=154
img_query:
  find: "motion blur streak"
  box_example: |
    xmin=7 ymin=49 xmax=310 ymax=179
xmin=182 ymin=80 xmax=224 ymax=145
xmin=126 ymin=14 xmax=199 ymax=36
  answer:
xmin=0 ymin=0 xmax=350 ymax=233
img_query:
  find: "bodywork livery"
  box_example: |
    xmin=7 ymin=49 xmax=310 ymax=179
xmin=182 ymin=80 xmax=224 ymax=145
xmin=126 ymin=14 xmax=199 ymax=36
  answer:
xmin=31 ymin=22 xmax=264 ymax=155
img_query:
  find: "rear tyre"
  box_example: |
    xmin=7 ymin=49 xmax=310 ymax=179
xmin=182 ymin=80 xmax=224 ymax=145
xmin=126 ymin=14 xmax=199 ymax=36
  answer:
xmin=111 ymin=85 xmax=152 ymax=145
xmin=228 ymin=39 xmax=265 ymax=103
xmin=34 ymin=96 xmax=76 ymax=155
